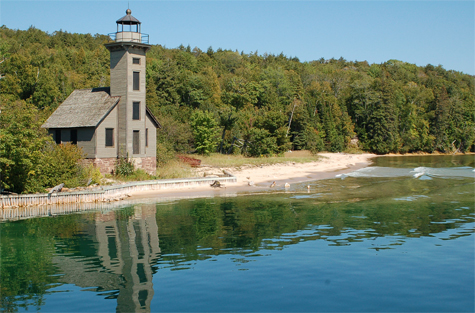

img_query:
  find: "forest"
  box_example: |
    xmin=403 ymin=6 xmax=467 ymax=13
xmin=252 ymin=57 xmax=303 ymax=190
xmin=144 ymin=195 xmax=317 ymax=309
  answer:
xmin=1 ymin=26 xmax=474 ymax=193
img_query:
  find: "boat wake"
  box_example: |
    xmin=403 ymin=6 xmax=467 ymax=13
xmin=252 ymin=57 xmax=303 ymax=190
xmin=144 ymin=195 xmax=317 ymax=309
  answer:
xmin=341 ymin=166 xmax=475 ymax=180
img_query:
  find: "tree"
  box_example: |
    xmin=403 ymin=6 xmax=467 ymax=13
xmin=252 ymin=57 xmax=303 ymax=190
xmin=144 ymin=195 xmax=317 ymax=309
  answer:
xmin=0 ymin=100 xmax=87 ymax=193
xmin=0 ymin=100 xmax=51 ymax=193
xmin=246 ymin=128 xmax=278 ymax=157
xmin=364 ymin=76 xmax=400 ymax=154
xmin=190 ymin=110 xmax=220 ymax=155
xmin=1 ymin=25 xmax=474 ymax=160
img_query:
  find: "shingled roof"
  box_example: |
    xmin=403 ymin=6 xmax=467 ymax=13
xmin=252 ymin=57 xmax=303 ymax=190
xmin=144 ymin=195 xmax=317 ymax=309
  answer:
xmin=42 ymin=88 xmax=120 ymax=129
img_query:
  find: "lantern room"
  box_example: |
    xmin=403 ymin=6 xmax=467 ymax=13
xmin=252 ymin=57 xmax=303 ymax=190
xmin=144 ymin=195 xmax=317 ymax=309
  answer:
xmin=110 ymin=9 xmax=149 ymax=44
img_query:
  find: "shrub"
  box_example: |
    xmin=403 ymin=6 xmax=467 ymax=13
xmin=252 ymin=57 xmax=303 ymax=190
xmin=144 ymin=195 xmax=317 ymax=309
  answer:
xmin=156 ymin=141 xmax=176 ymax=166
xmin=115 ymin=156 xmax=135 ymax=177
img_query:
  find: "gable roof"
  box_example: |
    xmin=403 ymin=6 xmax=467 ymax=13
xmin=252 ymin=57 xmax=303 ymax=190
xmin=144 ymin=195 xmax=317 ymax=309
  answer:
xmin=146 ymin=106 xmax=161 ymax=129
xmin=42 ymin=88 xmax=120 ymax=129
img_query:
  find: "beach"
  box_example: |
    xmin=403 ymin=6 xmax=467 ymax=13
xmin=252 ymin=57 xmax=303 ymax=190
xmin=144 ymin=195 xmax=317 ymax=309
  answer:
xmin=128 ymin=153 xmax=376 ymax=200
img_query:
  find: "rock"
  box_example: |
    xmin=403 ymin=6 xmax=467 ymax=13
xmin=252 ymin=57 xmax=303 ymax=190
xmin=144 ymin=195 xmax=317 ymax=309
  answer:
xmin=210 ymin=180 xmax=221 ymax=188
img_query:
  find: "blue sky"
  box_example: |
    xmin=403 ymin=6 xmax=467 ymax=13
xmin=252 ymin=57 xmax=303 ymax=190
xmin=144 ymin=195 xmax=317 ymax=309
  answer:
xmin=1 ymin=0 xmax=474 ymax=75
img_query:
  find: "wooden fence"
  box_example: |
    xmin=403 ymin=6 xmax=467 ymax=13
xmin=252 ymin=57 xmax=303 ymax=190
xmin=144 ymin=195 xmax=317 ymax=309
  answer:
xmin=1 ymin=201 xmax=127 ymax=221
xmin=1 ymin=175 xmax=236 ymax=221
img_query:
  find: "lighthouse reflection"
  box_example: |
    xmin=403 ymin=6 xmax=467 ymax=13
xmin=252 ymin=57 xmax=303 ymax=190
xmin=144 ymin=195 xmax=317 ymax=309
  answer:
xmin=53 ymin=205 xmax=161 ymax=313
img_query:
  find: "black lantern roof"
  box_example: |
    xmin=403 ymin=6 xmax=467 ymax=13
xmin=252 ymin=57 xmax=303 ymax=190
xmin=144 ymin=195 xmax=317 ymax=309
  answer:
xmin=116 ymin=9 xmax=141 ymax=25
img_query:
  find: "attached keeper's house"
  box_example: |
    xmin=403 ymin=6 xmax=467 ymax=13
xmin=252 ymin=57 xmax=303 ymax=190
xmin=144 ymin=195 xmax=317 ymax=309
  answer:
xmin=42 ymin=9 xmax=160 ymax=175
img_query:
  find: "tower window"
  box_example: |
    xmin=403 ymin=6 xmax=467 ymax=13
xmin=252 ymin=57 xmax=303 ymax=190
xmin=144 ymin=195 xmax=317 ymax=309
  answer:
xmin=105 ymin=128 xmax=114 ymax=147
xmin=133 ymin=72 xmax=140 ymax=90
xmin=133 ymin=130 xmax=140 ymax=154
xmin=133 ymin=58 xmax=140 ymax=65
xmin=133 ymin=102 xmax=140 ymax=120
xmin=145 ymin=128 xmax=149 ymax=147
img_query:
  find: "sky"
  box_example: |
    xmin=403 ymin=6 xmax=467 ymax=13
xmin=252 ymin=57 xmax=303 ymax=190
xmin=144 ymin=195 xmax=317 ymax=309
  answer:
xmin=0 ymin=0 xmax=474 ymax=75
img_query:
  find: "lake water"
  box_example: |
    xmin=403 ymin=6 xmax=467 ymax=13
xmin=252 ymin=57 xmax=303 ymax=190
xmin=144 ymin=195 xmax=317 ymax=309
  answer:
xmin=1 ymin=155 xmax=474 ymax=312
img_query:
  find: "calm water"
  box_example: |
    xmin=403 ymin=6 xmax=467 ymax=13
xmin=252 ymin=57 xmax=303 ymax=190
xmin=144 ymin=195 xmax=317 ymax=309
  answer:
xmin=1 ymin=155 xmax=474 ymax=312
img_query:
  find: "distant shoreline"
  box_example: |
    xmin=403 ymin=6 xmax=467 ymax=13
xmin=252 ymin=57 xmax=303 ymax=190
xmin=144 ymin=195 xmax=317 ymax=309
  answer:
xmin=127 ymin=153 xmax=377 ymax=201
xmin=127 ymin=152 xmax=474 ymax=201
xmin=385 ymin=152 xmax=475 ymax=156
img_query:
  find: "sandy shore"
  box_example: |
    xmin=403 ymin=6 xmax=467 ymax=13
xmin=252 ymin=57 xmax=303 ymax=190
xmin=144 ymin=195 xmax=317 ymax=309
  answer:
xmin=128 ymin=153 xmax=377 ymax=200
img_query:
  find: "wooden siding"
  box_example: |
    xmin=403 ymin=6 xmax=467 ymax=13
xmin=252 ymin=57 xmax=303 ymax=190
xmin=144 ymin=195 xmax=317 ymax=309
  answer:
xmin=127 ymin=50 xmax=148 ymax=158
xmin=110 ymin=46 xmax=149 ymax=158
xmin=78 ymin=128 xmax=96 ymax=157
xmin=48 ymin=128 xmax=95 ymax=157
xmin=110 ymin=49 xmax=128 ymax=156
xmin=96 ymin=106 xmax=119 ymax=158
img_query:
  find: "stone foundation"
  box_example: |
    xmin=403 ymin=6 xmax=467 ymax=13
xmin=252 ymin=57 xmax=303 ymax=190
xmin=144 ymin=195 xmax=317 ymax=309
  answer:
xmin=82 ymin=157 xmax=156 ymax=176
xmin=80 ymin=158 xmax=118 ymax=175
xmin=131 ymin=157 xmax=157 ymax=175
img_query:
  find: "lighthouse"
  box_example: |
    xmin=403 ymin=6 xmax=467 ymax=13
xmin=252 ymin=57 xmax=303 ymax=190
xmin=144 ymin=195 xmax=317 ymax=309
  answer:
xmin=42 ymin=9 xmax=159 ymax=175
xmin=104 ymin=9 xmax=158 ymax=173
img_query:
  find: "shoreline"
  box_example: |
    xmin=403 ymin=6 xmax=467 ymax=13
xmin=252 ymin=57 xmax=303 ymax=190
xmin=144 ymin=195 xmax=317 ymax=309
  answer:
xmin=127 ymin=153 xmax=377 ymax=201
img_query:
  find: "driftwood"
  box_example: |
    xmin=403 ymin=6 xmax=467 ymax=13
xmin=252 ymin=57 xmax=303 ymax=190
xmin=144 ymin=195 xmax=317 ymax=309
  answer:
xmin=177 ymin=155 xmax=201 ymax=167
xmin=210 ymin=180 xmax=221 ymax=188
xmin=48 ymin=183 xmax=64 ymax=198
xmin=223 ymin=170 xmax=233 ymax=177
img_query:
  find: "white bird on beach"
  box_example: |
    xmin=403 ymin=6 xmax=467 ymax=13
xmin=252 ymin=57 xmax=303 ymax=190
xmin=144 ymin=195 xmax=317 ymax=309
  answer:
xmin=413 ymin=172 xmax=424 ymax=178
xmin=248 ymin=181 xmax=255 ymax=186
xmin=284 ymin=183 xmax=290 ymax=188
xmin=336 ymin=173 xmax=347 ymax=180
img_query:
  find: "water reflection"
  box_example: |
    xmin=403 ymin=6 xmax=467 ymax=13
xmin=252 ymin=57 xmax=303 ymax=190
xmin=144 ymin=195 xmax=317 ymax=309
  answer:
xmin=1 ymin=155 xmax=474 ymax=312
xmin=53 ymin=205 xmax=160 ymax=313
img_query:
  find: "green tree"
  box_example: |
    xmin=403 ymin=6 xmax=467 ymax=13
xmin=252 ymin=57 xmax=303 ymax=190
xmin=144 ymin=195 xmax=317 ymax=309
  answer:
xmin=0 ymin=100 xmax=87 ymax=193
xmin=190 ymin=110 xmax=220 ymax=155
xmin=0 ymin=100 xmax=51 ymax=193
xmin=246 ymin=128 xmax=278 ymax=157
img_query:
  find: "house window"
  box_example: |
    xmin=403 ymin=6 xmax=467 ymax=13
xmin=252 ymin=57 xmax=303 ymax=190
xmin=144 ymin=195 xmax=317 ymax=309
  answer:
xmin=133 ymin=58 xmax=140 ymax=65
xmin=105 ymin=128 xmax=114 ymax=147
xmin=145 ymin=128 xmax=149 ymax=147
xmin=55 ymin=129 xmax=61 ymax=144
xmin=133 ymin=102 xmax=140 ymax=120
xmin=71 ymin=129 xmax=77 ymax=145
xmin=133 ymin=130 xmax=140 ymax=154
xmin=133 ymin=72 xmax=140 ymax=90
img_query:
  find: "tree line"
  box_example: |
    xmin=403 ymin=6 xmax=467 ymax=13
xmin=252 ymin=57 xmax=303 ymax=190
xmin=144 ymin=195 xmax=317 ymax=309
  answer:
xmin=1 ymin=26 xmax=474 ymax=193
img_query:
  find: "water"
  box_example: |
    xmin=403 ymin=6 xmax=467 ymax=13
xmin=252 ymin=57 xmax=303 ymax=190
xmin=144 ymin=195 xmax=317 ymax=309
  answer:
xmin=1 ymin=155 xmax=474 ymax=312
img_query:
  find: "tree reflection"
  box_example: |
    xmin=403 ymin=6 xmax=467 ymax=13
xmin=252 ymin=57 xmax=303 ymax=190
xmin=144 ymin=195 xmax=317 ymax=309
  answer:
xmin=1 ymin=175 xmax=473 ymax=311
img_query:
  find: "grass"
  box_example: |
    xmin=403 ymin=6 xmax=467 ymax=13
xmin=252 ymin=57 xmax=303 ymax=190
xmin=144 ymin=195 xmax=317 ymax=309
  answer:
xmin=109 ymin=150 xmax=354 ymax=183
xmin=198 ymin=150 xmax=323 ymax=168
xmin=105 ymin=160 xmax=197 ymax=183
xmin=155 ymin=159 xmax=197 ymax=179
